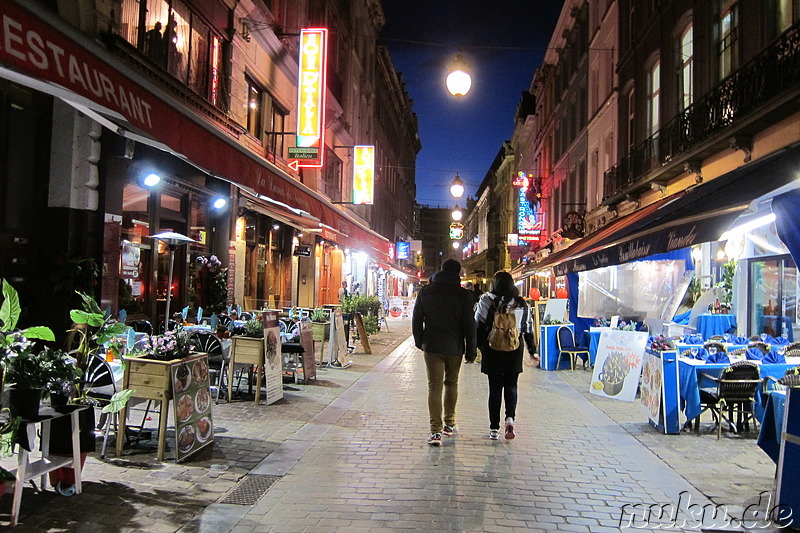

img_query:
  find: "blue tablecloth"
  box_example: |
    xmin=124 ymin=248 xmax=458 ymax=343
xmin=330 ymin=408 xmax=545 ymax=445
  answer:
xmin=696 ymin=314 xmax=737 ymax=340
xmin=587 ymin=331 xmax=601 ymax=366
xmin=758 ymin=390 xmax=786 ymax=463
xmin=540 ymin=324 xmax=573 ymax=371
xmin=678 ymin=360 xmax=793 ymax=423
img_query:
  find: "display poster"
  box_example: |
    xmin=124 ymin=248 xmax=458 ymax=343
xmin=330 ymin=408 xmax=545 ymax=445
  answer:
xmin=388 ymin=297 xmax=413 ymax=319
xmin=121 ymin=243 xmax=141 ymax=278
xmin=297 ymin=320 xmax=316 ymax=382
xmin=544 ymin=298 xmax=568 ymax=322
xmin=328 ymin=308 xmax=347 ymax=364
xmin=170 ymin=353 xmax=214 ymax=462
xmin=590 ymin=330 xmax=648 ymax=402
xmin=640 ymin=352 xmax=664 ymax=424
xmin=263 ymin=311 xmax=283 ymax=404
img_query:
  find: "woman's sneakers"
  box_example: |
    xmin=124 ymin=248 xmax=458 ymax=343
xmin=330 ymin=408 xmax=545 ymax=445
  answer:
xmin=504 ymin=417 xmax=516 ymax=440
xmin=489 ymin=429 xmax=500 ymax=440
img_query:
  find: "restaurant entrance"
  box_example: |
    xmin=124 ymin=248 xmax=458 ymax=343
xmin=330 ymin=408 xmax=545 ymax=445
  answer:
xmin=749 ymin=255 xmax=797 ymax=341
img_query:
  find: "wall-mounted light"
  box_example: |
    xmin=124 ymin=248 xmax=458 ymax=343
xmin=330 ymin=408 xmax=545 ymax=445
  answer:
xmin=272 ymin=223 xmax=280 ymax=230
xmin=143 ymin=173 xmax=161 ymax=187
xmin=212 ymin=197 xmax=227 ymax=209
xmin=691 ymin=246 xmax=702 ymax=262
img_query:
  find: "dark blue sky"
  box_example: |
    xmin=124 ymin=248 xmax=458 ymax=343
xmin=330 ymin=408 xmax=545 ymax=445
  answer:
xmin=380 ymin=1 xmax=564 ymax=207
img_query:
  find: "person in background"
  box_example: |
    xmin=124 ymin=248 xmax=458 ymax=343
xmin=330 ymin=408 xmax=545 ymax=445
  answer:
xmin=338 ymin=281 xmax=348 ymax=303
xmin=475 ymin=270 xmax=535 ymax=441
xmin=413 ymin=259 xmax=477 ymax=447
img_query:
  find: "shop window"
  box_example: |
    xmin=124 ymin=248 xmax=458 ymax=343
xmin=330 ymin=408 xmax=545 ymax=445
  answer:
xmin=749 ymin=257 xmax=797 ymax=341
xmin=778 ymin=0 xmax=800 ymax=32
xmin=266 ymin=102 xmax=288 ymax=161
xmin=323 ymin=149 xmax=343 ymax=202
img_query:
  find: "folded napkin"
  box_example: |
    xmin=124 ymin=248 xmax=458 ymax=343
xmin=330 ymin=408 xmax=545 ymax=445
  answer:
xmin=127 ymin=326 xmax=136 ymax=348
xmin=733 ymin=336 xmax=750 ymax=344
xmin=119 ymin=308 xmax=127 ymax=325
xmin=745 ymin=347 xmax=765 ymax=360
xmin=209 ymin=314 xmax=218 ymax=329
xmin=237 ymin=304 xmax=242 ymax=316
xmin=759 ymin=334 xmax=778 ymax=344
xmin=763 ymin=350 xmax=787 ymax=364
xmin=691 ymin=347 xmax=709 ymax=361
xmin=706 ymin=351 xmax=730 ymax=364
xmin=196 ymin=306 xmax=204 ymax=324
xmin=182 ymin=306 xmax=189 ymax=319
xmin=772 ymin=336 xmax=791 ymax=346
xmin=683 ymin=334 xmax=703 ymax=344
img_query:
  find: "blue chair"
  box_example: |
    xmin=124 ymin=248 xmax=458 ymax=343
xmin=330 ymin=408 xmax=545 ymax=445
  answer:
xmin=556 ymin=326 xmax=590 ymax=371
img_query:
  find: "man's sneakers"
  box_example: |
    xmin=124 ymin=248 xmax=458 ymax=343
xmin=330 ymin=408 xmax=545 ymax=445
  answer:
xmin=505 ymin=417 xmax=516 ymax=440
xmin=489 ymin=429 xmax=500 ymax=440
xmin=442 ymin=425 xmax=457 ymax=437
xmin=427 ymin=433 xmax=442 ymax=446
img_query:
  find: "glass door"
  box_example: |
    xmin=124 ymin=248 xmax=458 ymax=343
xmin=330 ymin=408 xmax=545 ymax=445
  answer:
xmin=749 ymin=256 xmax=797 ymax=341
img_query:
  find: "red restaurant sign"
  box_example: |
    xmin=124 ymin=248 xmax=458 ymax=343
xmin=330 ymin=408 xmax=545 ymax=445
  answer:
xmin=0 ymin=4 xmax=388 ymax=261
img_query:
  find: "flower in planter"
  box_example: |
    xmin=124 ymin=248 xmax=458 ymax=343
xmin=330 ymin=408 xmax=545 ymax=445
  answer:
xmin=130 ymin=327 xmax=195 ymax=361
xmin=648 ymin=335 xmax=676 ymax=352
xmin=242 ymin=317 xmax=264 ymax=338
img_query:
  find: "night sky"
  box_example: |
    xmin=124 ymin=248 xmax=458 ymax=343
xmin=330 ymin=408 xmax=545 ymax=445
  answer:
xmin=380 ymin=1 xmax=565 ymax=207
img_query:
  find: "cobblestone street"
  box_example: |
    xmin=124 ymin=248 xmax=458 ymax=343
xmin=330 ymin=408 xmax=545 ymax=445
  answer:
xmin=0 ymin=320 xmax=785 ymax=531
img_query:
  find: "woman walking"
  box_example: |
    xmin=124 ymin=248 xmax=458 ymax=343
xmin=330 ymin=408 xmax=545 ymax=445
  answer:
xmin=475 ymin=271 xmax=535 ymax=440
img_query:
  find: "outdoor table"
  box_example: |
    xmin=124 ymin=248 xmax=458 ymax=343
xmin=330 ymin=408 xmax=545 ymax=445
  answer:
xmin=678 ymin=359 xmax=794 ymax=426
xmin=757 ymin=389 xmax=786 ymax=463
xmin=539 ymin=324 xmax=572 ymax=370
xmin=674 ymin=343 xmax=748 ymax=357
xmin=587 ymin=330 xmax=601 ymax=366
xmin=696 ymin=314 xmax=737 ymax=340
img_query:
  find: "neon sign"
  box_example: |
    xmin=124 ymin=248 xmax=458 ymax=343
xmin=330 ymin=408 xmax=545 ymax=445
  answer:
xmin=449 ymin=223 xmax=464 ymax=240
xmin=515 ymin=171 xmax=545 ymax=243
xmin=293 ymin=28 xmax=328 ymax=169
xmin=353 ymin=145 xmax=375 ymax=204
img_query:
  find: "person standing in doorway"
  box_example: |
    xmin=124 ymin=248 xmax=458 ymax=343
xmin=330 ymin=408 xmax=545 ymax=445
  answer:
xmin=475 ymin=270 xmax=535 ymax=441
xmin=338 ymin=281 xmax=348 ymax=303
xmin=412 ymin=259 xmax=477 ymax=446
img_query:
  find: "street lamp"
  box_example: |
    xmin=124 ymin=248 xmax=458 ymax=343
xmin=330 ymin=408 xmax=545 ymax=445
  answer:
xmin=446 ymin=53 xmax=471 ymax=97
xmin=450 ymin=174 xmax=465 ymax=199
xmin=451 ymin=205 xmax=463 ymax=221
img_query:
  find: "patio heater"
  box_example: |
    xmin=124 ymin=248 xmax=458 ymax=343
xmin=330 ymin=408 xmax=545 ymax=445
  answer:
xmin=149 ymin=231 xmax=196 ymax=330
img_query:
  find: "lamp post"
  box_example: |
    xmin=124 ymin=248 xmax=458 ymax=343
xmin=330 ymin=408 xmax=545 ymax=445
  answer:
xmin=149 ymin=231 xmax=196 ymax=330
xmin=446 ymin=53 xmax=472 ymax=97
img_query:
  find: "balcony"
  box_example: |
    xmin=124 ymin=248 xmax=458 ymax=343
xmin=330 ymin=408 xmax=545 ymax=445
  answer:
xmin=604 ymin=20 xmax=800 ymax=204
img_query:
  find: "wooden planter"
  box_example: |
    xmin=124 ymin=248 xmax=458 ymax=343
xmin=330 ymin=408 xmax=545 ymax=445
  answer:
xmin=228 ymin=336 xmax=264 ymax=405
xmin=117 ymin=354 xmax=177 ymax=461
xmin=311 ymin=321 xmax=330 ymax=341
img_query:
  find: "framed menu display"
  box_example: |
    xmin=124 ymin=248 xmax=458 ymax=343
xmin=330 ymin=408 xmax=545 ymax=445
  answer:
xmin=170 ymin=353 xmax=213 ymax=462
xmin=262 ymin=311 xmax=284 ymax=405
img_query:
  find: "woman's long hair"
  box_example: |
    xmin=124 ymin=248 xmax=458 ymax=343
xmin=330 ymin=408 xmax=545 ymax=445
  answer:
xmin=490 ymin=271 xmax=520 ymax=303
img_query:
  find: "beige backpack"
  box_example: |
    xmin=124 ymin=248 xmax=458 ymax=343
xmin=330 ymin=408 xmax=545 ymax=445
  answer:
xmin=487 ymin=300 xmax=520 ymax=351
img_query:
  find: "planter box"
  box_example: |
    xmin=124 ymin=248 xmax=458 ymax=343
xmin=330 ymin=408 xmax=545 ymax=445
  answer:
xmin=117 ymin=354 xmax=178 ymax=461
xmin=311 ymin=321 xmax=330 ymax=342
xmin=228 ymin=336 xmax=264 ymax=404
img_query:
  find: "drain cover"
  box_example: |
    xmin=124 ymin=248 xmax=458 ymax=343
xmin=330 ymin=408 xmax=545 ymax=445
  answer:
xmin=220 ymin=475 xmax=281 ymax=505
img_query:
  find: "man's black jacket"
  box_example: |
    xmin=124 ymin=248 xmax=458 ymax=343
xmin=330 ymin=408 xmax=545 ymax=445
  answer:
xmin=412 ymin=270 xmax=477 ymax=359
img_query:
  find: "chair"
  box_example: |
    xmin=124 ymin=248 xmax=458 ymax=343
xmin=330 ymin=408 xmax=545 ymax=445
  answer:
xmin=709 ymin=335 xmax=725 ymax=341
xmin=703 ymin=342 xmax=726 ymax=354
xmin=240 ymin=312 xmax=253 ymax=321
xmin=216 ymin=314 xmax=232 ymax=329
xmin=785 ymin=342 xmax=800 ymax=356
xmin=189 ymin=332 xmax=224 ymax=401
xmin=131 ymin=320 xmax=153 ymax=335
xmin=83 ymin=355 xmax=118 ymax=459
xmin=698 ymin=361 xmax=762 ymax=439
xmin=157 ymin=320 xmax=179 ymax=333
xmin=748 ymin=341 xmax=770 ymax=355
xmin=556 ymin=326 xmax=590 ymax=371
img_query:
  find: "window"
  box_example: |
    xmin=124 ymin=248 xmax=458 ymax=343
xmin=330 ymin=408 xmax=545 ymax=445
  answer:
xmin=677 ymin=24 xmax=694 ymax=111
xmin=119 ymin=0 xmax=226 ymax=110
xmin=626 ymin=88 xmax=635 ymax=152
xmin=719 ymin=1 xmax=739 ymax=79
xmin=777 ymin=0 xmax=800 ymax=32
xmin=266 ymin=102 xmax=288 ymax=161
xmin=646 ymin=60 xmax=660 ymax=137
xmin=246 ymin=78 xmax=263 ymax=138
xmin=323 ymin=149 xmax=343 ymax=202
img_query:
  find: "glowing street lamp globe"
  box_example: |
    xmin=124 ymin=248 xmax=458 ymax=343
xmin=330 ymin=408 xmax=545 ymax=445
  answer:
xmin=452 ymin=241 xmax=460 ymax=249
xmin=451 ymin=207 xmax=463 ymax=221
xmin=446 ymin=53 xmax=471 ymax=97
xmin=450 ymin=174 xmax=465 ymax=198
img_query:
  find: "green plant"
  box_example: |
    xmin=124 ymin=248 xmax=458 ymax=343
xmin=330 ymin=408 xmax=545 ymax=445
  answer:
xmin=341 ymin=295 xmax=381 ymax=317
xmin=69 ymin=291 xmax=127 ymax=388
xmin=541 ymin=314 xmax=566 ymax=325
xmin=310 ymin=308 xmax=328 ymax=322
xmin=687 ymin=276 xmax=703 ymax=306
xmin=1 ymin=279 xmax=56 ymax=348
xmin=361 ymin=315 xmax=379 ymax=336
xmin=3 ymin=344 xmax=82 ymax=396
xmin=243 ymin=317 xmax=265 ymax=338
xmin=715 ymin=260 xmax=737 ymax=304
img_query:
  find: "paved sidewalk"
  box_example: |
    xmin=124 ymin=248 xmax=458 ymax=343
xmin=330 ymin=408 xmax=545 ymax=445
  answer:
xmin=2 ymin=323 xmax=785 ymax=532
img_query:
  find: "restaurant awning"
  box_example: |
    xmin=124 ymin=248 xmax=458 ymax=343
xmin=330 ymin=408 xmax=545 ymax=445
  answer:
xmin=538 ymin=143 xmax=800 ymax=277
xmin=1 ymin=1 xmax=390 ymax=263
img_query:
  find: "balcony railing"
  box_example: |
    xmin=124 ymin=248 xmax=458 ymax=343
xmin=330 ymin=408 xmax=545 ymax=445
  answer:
xmin=605 ymin=20 xmax=800 ymax=202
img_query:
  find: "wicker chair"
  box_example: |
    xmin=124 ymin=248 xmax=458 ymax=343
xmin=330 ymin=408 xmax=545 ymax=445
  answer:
xmin=698 ymin=361 xmax=762 ymax=439
xmin=703 ymin=341 xmax=726 ymax=354
xmin=785 ymin=342 xmax=800 ymax=357
xmin=748 ymin=341 xmax=770 ymax=355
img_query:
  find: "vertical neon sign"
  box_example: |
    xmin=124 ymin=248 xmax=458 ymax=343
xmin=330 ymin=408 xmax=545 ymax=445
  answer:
xmin=353 ymin=145 xmax=375 ymax=204
xmin=294 ymin=28 xmax=328 ymax=168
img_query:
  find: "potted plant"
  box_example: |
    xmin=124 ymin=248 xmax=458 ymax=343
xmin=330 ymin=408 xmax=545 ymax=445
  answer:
xmin=310 ymin=308 xmax=330 ymax=342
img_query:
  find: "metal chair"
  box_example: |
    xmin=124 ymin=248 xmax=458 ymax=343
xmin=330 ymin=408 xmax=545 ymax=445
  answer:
xmin=556 ymin=326 xmax=590 ymax=370
xmin=157 ymin=320 xmax=179 ymax=333
xmin=216 ymin=314 xmax=232 ymax=329
xmin=189 ymin=332 xmax=224 ymax=402
xmin=131 ymin=320 xmax=153 ymax=335
xmin=698 ymin=361 xmax=762 ymax=439
xmin=240 ymin=312 xmax=253 ymax=321
xmin=83 ymin=355 xmax=118 ymax=458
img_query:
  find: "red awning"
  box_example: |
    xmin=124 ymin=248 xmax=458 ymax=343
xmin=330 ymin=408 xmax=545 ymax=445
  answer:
xmin=1 ymin=1 xmax=390 ymax=261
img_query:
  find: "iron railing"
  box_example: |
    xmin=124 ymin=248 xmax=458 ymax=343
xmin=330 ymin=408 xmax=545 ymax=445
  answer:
xmin=605 ymin=21 xmax=800 ymax=202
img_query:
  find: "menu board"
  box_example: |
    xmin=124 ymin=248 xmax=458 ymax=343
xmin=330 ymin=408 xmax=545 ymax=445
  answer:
xmin=170 ymin=353 xmax=213 ymax=462
xmin=640 ymin=352 xmax=664 ymax=425
xmin=263 ymin=311 xmax=283 ymax=405
xmin=328 ymin=309 xmax=348 ymax=364
xmin=590 ymin=330 xmax=648 ymax=402
xmin=297 ymin=320 xmax=316 ymax=382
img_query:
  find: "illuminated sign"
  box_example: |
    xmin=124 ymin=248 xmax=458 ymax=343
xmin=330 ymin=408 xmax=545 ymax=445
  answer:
xmin=449 ymin=223 xmax=464 ymax=240
xmin=515 ymin=171 xmax=545 ymax=243
xmin=292 ymin=28 xmax=328 ymax=169
xmin=396 ymin=241 xmax=410 ymax=259
xmin=353 ymin=145 xmax=375 ymax=204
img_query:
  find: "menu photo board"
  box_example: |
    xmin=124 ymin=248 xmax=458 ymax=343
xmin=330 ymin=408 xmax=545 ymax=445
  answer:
xmin=590 ymin=330 xmax=649 ymax=402
xmin=263 ymin=310 xmax=284 ymax=405
xmin=170 ymin=352 xmax=213 ymax=462
xmin=297 ymin=320 xmax=316 ymax=382
xmin=640 ymin=352 xmax=664 ymax=426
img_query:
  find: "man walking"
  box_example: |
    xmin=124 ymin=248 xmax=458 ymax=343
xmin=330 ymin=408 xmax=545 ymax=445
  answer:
xmin=412 ymin=259 xmax=477 ymax=446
